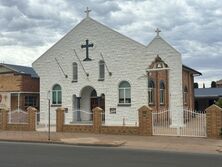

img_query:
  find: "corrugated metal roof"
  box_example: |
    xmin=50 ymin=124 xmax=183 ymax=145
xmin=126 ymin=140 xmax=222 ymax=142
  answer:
xmin=195 ymin=88 xmax=222 ymax=98
xmin=0 ymin=63 xmax=39 ymax=78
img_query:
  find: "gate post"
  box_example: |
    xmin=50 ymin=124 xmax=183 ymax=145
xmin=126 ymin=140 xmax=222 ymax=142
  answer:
xmin=138 ymin=105 xmax=152 ymax=136
xmin=93 ymin=107 xmax=103 ymax=134
xmin=206 ymin=104 xmax=222 ymax=139
xmin=27 ymin=106 xmax=37 ymax=131
xmin=56 ymin=107 xmax=65 ymax=132
xmin=0 ymin=109 xmax=8 ymax=130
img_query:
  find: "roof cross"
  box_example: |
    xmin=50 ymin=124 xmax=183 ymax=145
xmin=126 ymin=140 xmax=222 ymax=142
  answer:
xmin=155 ymin=28 xmax=161 ymax=36
xmin=85 ymin=7 xmax=91 ymax=18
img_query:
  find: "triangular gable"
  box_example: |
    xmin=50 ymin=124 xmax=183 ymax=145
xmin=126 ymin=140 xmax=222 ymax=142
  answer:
xmin=146 ymin=35 xmax=180 ymax=55
xmin=0 ymin=65 xmax=14 ymax=73
xmin=33 ymin=17 xmax=146 ymax=66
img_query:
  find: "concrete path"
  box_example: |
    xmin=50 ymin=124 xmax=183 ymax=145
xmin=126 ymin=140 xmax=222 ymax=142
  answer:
xmin=0 ymin=131 xmax=221 ymax=154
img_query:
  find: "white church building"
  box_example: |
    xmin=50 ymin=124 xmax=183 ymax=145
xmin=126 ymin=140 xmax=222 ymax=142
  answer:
xmin=33 ymin=9 xmax=200 ymax=126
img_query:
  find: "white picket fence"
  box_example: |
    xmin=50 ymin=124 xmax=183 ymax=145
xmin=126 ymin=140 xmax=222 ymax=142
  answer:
xmin=152 ymin=110 xmax=206 ymax=137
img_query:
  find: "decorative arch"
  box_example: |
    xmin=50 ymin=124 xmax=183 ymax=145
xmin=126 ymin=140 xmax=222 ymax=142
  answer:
xmin=149 ymin=55 xmax=168 ymax=69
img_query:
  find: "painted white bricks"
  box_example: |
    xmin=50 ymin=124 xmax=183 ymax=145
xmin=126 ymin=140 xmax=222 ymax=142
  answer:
xmin=33 ymin=17 xmax=183 ymax=125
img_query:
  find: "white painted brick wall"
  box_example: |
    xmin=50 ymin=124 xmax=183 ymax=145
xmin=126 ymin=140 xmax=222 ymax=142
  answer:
xmin=32 ymin=17 xmax=183 ymax=125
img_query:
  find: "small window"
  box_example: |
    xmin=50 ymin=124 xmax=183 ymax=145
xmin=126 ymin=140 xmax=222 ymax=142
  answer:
xmin=24 ymin=96 xmax=37 ymax=107
xmin=148 ymin=79 xmax=155 ymax=105
xmin=73 ymin=62 xmax=78 ymax=82
xmin=99 ymin=60 xmax=105 ymax=80
xmin=160 ymin=81 xmax=165 ymax=105
xmin=184 ymin=86 xmax=188 ymax=105
xmin=119 ymin=81 xmax=131 ymax=104
xmin=52 ymin=84 xmax=62 ymax=105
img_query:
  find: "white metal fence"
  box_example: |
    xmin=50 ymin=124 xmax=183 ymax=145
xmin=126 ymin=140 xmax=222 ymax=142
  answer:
xmin=8 ymin=110 xmax=28 ymax=124
xmin=152 ymin=110 xmax=206 ymax=137
xmin=65 ymin=110 xmax=93 ymax=125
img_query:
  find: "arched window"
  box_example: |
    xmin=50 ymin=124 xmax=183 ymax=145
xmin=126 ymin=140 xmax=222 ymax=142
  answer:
xmin=73 ymin=62 xmax=78 ymax=82
xmin=119 ymin=81 xmax=131 ymax=104
xmin=52 ymin=84 xmax=62 ymax=105
xmin=148 ymin=80 xmax=155 ymax=105
xmin=184 ymin=86 xmax=188 ymax=105
xmin=160 ymin=81 xmax=165 ymax=105
xmin=99 ymin=60 xmax=105 ymax=80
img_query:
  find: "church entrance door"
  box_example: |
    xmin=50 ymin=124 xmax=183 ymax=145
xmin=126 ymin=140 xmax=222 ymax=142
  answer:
xmin=90 ymin=90 xmax=105 ymax=121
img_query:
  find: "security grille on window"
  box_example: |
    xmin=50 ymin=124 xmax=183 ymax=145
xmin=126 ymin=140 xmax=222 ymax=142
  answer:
xmin=119 ymin=81 xmax=131 ymax=104
xmin=24 ymin=96 xmax=37 ymax=107
xmin=160 ymin=81 xmax=165 ymax=105
xmin=148 ymin=80 xmax=155 ymax=105
xmin=73 ymin=62 xmax=78 ymax=82
xmin=52 ymin=84 xmax=62 ymax=105
xmin=99 ymin=60 xmax=105 ymax=80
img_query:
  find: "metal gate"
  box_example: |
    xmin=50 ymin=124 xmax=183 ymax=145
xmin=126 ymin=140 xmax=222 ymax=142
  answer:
xmin=152 ymin=110 xmax=206 ymax=137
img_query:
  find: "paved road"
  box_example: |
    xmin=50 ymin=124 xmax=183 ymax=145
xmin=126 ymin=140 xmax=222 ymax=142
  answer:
xmin=0 ymin=141 xmax=221 ymax=167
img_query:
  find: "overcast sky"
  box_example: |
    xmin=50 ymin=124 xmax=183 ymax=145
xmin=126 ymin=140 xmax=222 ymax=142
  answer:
xmin=0 ymin=0 xmax=221 ymax=87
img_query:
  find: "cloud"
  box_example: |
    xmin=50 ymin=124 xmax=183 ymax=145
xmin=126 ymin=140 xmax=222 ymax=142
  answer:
xmin=0 ymin=0 xmax=221 ymax=87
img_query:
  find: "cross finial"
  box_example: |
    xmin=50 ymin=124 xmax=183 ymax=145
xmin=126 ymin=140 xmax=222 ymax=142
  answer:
xmin=155 ymin=28 xmax=161 ymax=36
xmin=85 ymin=7 xmax=91 ymax=18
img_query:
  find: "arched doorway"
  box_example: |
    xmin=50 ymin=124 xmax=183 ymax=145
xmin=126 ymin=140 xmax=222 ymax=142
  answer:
xmin=79 ymin=86 xmax=105 ymax=121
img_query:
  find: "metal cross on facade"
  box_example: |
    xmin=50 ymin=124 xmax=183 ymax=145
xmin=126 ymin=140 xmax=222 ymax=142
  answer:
xmin=155 ymin=28 xmax=161 ymax=36
xmin=81 ymin=39 xmax=94 ymax=61
xmin=85 ymin=7 xmax=91 ymax=17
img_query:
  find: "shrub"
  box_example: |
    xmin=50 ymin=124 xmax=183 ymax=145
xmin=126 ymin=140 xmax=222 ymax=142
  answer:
xmin=215 ymin=99 xmax=222 ymax=108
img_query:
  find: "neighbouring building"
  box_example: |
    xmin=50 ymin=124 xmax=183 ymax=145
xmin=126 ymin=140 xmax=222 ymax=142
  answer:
xmin=195 ymin=88 xmax=222 ymax=111
xmin=0 ymin=63 xmax=39 ymax=111
xmin=33 ymin=9 xmax=201 ymax=126
xmin=216 ymin=79 xmax=222 ymax=88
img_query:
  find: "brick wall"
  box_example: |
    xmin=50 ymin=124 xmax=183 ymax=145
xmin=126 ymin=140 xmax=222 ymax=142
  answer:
xmin=0 ymin=72 xmax=39 ymax=93
xmin=0 ymin=107 xmax=37 ymax=131
xmin=182 ymin=69 xmax=194 ymax=110
xmin=0 ymin=73 xmax=23 ymax=92
xmin=56 ymin=106 xmax=153 ymax=136
xmin=148 ymin=70 xmax=169 ymax=112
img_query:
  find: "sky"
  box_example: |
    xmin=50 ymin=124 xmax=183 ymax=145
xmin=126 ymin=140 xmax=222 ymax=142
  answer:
xmin=0 ymin=0 xmax=221 ymax=87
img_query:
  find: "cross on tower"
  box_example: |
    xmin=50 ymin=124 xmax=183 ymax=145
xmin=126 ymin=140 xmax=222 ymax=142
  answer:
xmin=81 ymin=39 xmax=94 ymax=61
xmin=155 ymin=28 xmax=161 ymax=36
xmin=85 ymin=7 xmax=91 ymax=18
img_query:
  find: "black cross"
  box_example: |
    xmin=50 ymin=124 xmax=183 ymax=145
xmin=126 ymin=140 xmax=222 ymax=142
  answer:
xmin=81 ymin=39 xmax=94 ymax=61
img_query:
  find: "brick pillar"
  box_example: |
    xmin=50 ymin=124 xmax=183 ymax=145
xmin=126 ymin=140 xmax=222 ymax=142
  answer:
xmin=138 ymin=105 xmax=153 ymax=136
xmin=206 ymin=104 xmax=222 ymax=139
xmin=56 ymin=107 xmax=65 ymax=132
xmin=27 ymin=106 xmax=37 ymax=131
xmin=0 ymin=108 xmax=8 ymax=130
xmin=92 ymin=107 xmax=103 ymax=133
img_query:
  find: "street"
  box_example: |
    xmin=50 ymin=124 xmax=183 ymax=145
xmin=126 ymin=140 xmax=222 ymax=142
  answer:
xmin=0 ymin=141 xmax=221 ymax=167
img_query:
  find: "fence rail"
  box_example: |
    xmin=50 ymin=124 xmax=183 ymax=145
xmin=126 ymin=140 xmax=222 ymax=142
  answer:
xmin=65 ymin=110 xmax=93 ymax=125
xmin=8 ymin=110 xmax=28 ymax=124
xmin=152 ymin=110 xmax=206 ymax=137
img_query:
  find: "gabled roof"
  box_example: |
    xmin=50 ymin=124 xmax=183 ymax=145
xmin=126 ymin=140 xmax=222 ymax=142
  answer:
xmin=146 ymin=35 xmax=181 ymax=54
xmin=182 ymin=65 xmax=202 ymax=76
xmin=195 ymin=88 xmax=222 ymax=98
xmin=0 ymin=63 xmax=39 ymax=78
